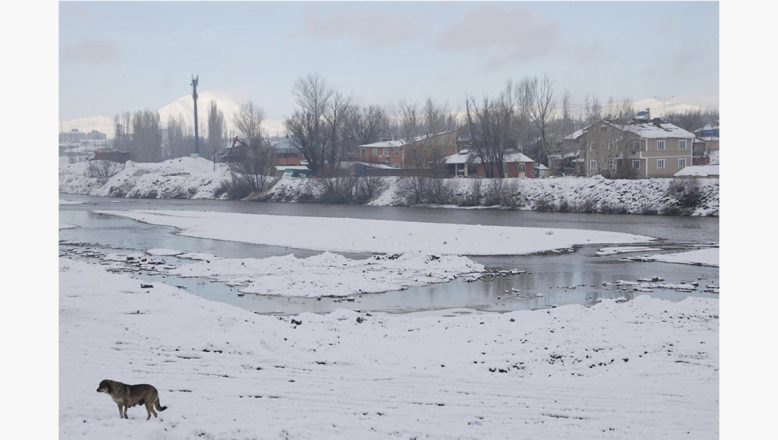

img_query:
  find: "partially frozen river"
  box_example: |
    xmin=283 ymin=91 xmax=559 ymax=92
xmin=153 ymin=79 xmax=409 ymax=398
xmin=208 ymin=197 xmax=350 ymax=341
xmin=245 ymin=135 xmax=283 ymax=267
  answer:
xmin=59 ymin=194 xmax=718 ymax=314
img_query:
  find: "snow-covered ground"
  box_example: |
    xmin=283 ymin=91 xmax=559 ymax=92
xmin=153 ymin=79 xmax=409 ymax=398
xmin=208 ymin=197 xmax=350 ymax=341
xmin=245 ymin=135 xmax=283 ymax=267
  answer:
xmin=59 ymin=157 xmax=231 ymax=199
xmin=170 ymin=252 xmax=483 ymax=297
xmin=96 ymin=209 xmax=653 ymax=255
xmin=60 ymin=257 xmax=718 ymax=439
xmin=59 ymin=157 xmax=719 ymax=215
xmin=648 ymin=248 xmax=719 ymax=267
xmin=596 ymin=246 xmax=662 ymax=256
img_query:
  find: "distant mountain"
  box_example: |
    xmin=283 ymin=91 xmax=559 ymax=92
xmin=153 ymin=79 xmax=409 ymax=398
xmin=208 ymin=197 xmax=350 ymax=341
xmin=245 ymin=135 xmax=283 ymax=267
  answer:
xmin=61 ymin=90 xmax=286 ymax=139
xmin=158 ymin=90 xmax=243 ymax=136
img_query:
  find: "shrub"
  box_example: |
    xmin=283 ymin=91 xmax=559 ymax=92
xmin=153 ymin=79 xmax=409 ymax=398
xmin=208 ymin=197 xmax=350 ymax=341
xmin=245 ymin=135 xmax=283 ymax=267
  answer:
xmin=533 ymin=195 xmax=555 ymax=212
xmin=458 ymin=179 xmax=482 ymax=207
xmin=87 ymin=160 xmax=124 ymax=178
xmin=577 ymin=196 xmax=597 ymax=213
xmin=319 ymin=176 xmax=359 ymax=204
xmin=667 ymin=178 xmax=703 ymax=208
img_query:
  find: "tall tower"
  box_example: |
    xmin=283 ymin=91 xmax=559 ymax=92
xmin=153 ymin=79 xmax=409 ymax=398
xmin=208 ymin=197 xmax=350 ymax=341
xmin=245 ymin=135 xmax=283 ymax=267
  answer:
xmin=191 ymin=75 xmax=200 ymax=156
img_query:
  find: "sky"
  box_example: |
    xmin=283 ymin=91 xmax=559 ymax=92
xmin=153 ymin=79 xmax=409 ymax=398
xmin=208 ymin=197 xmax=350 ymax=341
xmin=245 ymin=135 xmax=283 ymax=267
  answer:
xmin=59 ymin=1 xmax=719 ymax=124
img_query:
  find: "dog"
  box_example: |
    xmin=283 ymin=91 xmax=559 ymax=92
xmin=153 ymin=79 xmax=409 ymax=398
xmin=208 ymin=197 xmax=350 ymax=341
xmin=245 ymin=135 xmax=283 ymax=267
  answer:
xmin=96 ymin=379 xmax=168 ymax=420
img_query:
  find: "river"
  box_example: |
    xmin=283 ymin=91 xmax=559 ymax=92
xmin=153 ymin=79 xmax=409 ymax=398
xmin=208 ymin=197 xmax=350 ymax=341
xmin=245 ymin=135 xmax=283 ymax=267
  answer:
xmin=59 ymin=194 xmax=719 ymax=314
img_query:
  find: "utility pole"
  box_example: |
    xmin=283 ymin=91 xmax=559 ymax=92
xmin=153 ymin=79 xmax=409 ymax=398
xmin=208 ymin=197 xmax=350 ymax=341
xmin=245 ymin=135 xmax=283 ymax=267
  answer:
xmin=191 ymin=74 xmax=200 ymax=156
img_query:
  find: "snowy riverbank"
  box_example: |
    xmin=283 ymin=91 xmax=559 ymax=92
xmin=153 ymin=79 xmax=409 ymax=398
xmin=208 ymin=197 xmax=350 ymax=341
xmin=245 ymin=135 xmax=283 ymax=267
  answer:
xmin=60 ymin=257 xmax=718 ymax=439
xmin=59 ymin=157 xmax=719 ymax=215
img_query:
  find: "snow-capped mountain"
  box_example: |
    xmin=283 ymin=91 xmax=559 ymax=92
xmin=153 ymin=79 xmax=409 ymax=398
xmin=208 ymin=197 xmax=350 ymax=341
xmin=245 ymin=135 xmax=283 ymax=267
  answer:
xmin=61 ymin=90 xmax=286 ymax=138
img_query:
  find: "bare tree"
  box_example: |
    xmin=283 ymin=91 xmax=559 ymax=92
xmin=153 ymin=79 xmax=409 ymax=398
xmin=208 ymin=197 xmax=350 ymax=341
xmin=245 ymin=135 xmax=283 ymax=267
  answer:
xmin=422 ymin=98 xmax=447 ymax=135
xmin=206 ymin=100 xmax=225 ymax=160
xmin=398 ymin=100 xmax=421 ymax=145
xmin=230 ymin=102 xmax=275 ymax=192
xmin=465 ymin=83 xmax=516 ymax=178
xmin=584 ymin=94 xmax=602 ymax=124
xmin=350 ymin=104 xmax=389 ymax=145
xmin=130 ymin=110 xmax=162 ymax=162
xmin=113 ymin=111 xmax=132 ymax=151
xmin=513 ymin=79 xmax=536 ymax=155
xmin=528 ymin=74 xmax=556 ymax=166
xmin=166 ymin=114 xmax=189 ymax=159
xmin=323 ymin=91 xmax=353 ymax=170
xmin=285 ymin=74 xmax=334 ymax=176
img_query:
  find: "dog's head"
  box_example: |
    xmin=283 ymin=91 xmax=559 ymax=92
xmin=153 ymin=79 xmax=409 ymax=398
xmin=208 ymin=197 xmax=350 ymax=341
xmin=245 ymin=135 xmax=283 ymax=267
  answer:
xmin=96 ymin=379 xmax=112 ymax=394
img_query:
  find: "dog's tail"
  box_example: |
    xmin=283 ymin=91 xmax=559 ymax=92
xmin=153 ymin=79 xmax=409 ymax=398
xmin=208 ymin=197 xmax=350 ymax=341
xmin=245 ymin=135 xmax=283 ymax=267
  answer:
xmin=155 ymin=398 xmax=168 ymax=412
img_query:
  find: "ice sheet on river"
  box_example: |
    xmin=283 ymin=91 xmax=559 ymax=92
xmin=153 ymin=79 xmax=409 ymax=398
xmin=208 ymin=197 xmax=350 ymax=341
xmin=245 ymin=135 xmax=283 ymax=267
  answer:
xmin=95 ymin=209 xmax=654 ymax=255
xmin=171 ymin=251 xmax=485 ymax=298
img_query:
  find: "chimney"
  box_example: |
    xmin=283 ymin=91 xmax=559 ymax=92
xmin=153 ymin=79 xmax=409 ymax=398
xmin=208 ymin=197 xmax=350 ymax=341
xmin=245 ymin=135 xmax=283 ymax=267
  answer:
xmin=652 ymin=118 xmax=661 ymax=127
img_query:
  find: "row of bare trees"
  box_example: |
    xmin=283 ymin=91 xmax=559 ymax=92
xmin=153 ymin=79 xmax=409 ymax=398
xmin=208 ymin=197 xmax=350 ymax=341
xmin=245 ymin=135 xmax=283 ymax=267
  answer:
xmin=463 ymin=75 xmax=557 ymax=177
xmin=110 ymin=72 xmax=718 ymax=186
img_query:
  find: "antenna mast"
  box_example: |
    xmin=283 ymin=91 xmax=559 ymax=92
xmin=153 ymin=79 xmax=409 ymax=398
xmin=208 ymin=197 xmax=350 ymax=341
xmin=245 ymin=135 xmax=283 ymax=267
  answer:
xmin=191 ymin=75 xmax=200 ymax=156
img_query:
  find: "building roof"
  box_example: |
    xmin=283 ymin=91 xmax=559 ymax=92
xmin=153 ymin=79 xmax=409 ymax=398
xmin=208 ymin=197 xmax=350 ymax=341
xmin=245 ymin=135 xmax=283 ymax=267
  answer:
xmin=274 ymin=165 xmax=309 ymax=171
xmin=563 ymin=125 xmax=592 ymax=140
xmin=444 ymin=150 xmax=534 ymax=165
xmin=270 ymin=137 xmax=299 ymax=154
xmin=358 ymin=130 xmax=457 ymax=149
xmin=674 ymin=165 xmax=719 ymax=177
xmin=606 ymin=121 xmax=695 ymax=139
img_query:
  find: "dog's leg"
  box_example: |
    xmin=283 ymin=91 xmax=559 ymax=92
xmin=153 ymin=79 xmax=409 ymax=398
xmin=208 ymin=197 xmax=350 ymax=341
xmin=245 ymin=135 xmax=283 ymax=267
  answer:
xmin=116 ymin=403 xmax=123 ymax=419
xmin=146 ymin=401 xmax=158 ymax=419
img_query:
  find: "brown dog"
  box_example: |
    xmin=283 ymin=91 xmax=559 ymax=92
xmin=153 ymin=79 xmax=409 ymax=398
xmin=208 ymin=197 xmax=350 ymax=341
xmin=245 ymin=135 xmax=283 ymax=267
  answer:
xmin=96 ymin=379 xmax=168 ymax=420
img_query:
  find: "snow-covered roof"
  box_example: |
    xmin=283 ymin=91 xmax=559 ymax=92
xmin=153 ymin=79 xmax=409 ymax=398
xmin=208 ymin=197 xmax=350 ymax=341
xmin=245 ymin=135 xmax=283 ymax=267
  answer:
xmin=274 ymin=166 xmax=309 ymax=171
xmin=536 ymin=164 xmax=549 ymax=170
xmin=359 ymin=139 xmax=405 ymax=148
xmin=444 ymin=150 xmax=534 ymax=165
xmin=674 ymin=165 xmax=719 ymax=177
xmin=358 ymin=130 xmax=456 ymax=149
xmin=355 ymin=161 xmax=395 ymax=169
xmin=607 ymin=121 xmax=695 ymax=139
xmin=564 ymin=125 xmax=591 ymax=140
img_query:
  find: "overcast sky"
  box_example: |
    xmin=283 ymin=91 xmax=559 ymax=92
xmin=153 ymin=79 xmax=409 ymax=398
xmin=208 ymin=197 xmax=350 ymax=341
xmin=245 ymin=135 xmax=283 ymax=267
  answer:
xmin=59 ymin=1 xmax=719 ymax=122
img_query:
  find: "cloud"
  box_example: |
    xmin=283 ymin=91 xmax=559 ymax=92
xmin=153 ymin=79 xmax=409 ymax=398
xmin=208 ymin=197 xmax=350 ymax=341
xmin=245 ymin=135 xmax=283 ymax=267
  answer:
xmin=293 ymin=11 xmax=420 ymax=46
xmin=61 ymin=38 xmax=117 ymax=64
xmin=437 ymin=6 xmax=560 ymax=69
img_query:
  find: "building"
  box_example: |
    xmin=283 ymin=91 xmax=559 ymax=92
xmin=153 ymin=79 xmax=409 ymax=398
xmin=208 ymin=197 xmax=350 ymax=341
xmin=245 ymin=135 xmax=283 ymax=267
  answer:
xmin=692 ymin=121 xmax=719 ymax=165
xmin=577 ymin=115 xmax=694 ymax=178
xmin=443 ymin=150 xmax=535 ymax=178
xmin=358 ymin=131 xmax=458 ymax=168
xmin=270 ymin=137 xmax=307 ymax=167
xmin=59 ymin=129 xmax=86 ymax=144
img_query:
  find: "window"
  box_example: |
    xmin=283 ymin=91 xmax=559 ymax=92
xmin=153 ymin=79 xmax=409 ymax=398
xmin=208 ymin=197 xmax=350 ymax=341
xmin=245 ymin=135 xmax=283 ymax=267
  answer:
xmin=394 ymin=148 xmax=401 ymax=157
xmin=590 ymin=160 xmax=598 ymax=171
xmin=518 ymin=163 xmax=525 ymax=172
xmin=632 ymin=160 xmax=640 ymax=169
xmin=600 ymin=125 xmax=607 ymax=133
xmin=657 ymin=140 xmax=666 ymax=151
xmin=632 ymin=140 xmax=641 ymax=152
xmin=679 ymin=139 xmax=688 ymax=150
xmin=678 ymin=158 xmax=687 ymax=168
xmin=383 ymin=148 xmax=389 ymax=157
xmin=372 ymin=149 xmax=378 ymax=157
xmin=657 ymin=159 xmax=666 ymax=169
